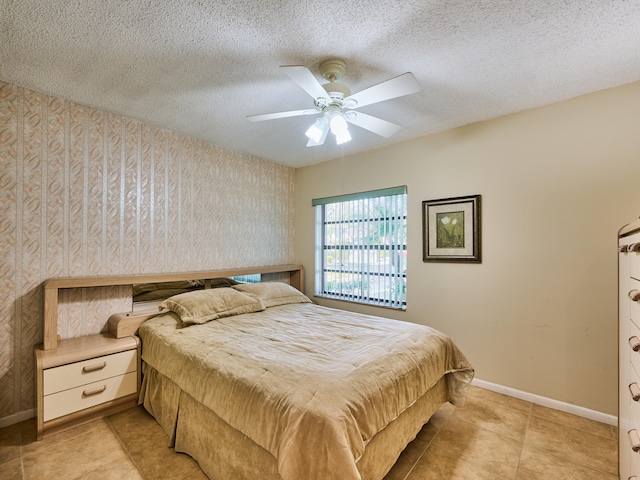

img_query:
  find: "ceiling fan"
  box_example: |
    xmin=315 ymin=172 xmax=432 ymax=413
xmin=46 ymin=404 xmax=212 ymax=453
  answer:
xmin=247 ymin=59 xmax=422 ymax=147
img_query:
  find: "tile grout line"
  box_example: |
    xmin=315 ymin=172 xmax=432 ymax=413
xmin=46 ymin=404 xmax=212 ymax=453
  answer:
xmin=512 ymin=402 xmax=533 ymax=480
xmin=402 ymin=407 xmax=458 ymax=480
xmin=522 ymin=407 xmax=619 ymax=478
xmin=400 ymin=408 xmax=453 ymax=480
xmin=104 ymin=415 xmax=148 ymax=480
xmin=18 ymin=421 xmax=27 ymax=480
xmin=441 ymin=413 xmax=523 ymax=479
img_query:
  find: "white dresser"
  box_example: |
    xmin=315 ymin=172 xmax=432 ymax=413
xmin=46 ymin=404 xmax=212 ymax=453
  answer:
xmin=619 ymin=218 xmax=640 ymax=480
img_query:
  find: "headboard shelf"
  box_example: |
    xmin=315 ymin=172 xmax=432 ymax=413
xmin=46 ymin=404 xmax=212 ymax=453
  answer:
xmin=42 ymin=264 xmax=304 ymax=350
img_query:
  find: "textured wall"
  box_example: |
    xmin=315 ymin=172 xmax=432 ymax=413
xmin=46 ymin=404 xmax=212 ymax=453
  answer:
xmin=0 ymin=80 xmax=295 ymax=419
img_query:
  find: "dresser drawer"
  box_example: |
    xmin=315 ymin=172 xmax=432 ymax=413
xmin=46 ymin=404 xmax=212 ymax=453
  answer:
xmin=629 ymin=380 xmax=640 ymax=430
xmin=632 ymin=249 xmax=640 ymax=282
xmin=629 ymin=319 xmax=640 ymax=379
xmin=627 ymin=233 xmax=640 ymax=281
xmin=43 ymin=349 xmax=136 ymax=395
xmin=621 ymin=408 xmax=634 ymax=480
xmin=630 ymin=435 xmax=640 ymax=479
xmin=43 ymin=371 xmax=137 ymax=422
xmin=631 ymin=278 xmax=640 ymax=328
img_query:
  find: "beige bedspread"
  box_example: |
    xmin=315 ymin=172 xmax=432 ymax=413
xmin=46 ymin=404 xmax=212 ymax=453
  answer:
xmin=139 ymin=303 xmax=473 ymax=480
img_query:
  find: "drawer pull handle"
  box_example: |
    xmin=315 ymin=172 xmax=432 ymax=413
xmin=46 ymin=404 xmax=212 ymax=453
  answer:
xmin=630 ymin=290 xmax=640 ymax=302
xmin=629 ymin=243 xmax=640 ymax=253
xmin=630 ymin=336 xmax=640 ymax=352
xmin=630 ymin=429 xmax=640 ymax=452
xmin=630 ymin=383 xmax=640 ymax=401
xmin=82 ymin=362 xmax=106 ymax=373
xmin=621 ymin=245 xmax=630 ymax=253
xmin=82 ymin=385 xmax=106 ymax=397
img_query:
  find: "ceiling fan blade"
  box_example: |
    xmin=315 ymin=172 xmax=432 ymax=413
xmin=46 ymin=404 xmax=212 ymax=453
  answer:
xmin=345 ymin=72 xmax=421 ymax=109
xmin=280 ymin=65 xmax=330 ymax=102
xmin=344 ymin=111 xmax=401 ymax=138
xmin=247 ymin=109 xmax=318 ymax=122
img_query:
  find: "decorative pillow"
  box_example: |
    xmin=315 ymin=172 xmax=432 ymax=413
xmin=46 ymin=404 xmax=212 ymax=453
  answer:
xmin=159 ymin=288 xmax=265 ymax=325
xmin=232 ymin=282 xmax=311 ymax=308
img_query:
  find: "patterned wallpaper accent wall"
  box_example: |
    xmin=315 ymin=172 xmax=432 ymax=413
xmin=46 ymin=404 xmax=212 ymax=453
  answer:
xmin=0 ymin=80 xmax=296 ymax=420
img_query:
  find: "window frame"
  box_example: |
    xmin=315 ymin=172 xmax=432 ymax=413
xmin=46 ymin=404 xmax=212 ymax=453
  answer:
xmin=312 ymin=186 xmax=407 ymax=309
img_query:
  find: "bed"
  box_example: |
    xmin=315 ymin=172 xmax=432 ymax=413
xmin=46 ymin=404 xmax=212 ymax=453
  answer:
xmin=136 ymin=280 xmax=474 ymax=480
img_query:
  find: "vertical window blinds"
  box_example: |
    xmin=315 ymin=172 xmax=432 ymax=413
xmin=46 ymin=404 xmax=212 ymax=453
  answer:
xmin=312 ymin=186 xmax=407 ymax=309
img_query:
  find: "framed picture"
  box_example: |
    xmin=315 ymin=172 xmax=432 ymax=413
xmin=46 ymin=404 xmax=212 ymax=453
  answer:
xmin=423 ymin=195 xmax=481 ymax=263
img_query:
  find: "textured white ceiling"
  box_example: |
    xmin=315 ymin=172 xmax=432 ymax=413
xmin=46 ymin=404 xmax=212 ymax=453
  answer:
xmin=2 ymin=0 xmax=640 ymax=167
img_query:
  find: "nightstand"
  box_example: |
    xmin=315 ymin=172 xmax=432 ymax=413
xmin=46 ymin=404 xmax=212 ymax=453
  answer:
xmin=35 ymin=333 xmax=140 ymax=440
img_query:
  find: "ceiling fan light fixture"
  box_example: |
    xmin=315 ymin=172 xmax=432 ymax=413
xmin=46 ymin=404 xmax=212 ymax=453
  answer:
xmin=335 ymin=129 xmax=351 ymax=145
xmin=305 ymin=118 xmax=327 ymax=143
xmin=330 ymin=114 xmax=351 ymax=145
xmin=329 ymin=114 xmax=348 ymax=134
xmin=305 ymin=117 xmax=330 ymax=146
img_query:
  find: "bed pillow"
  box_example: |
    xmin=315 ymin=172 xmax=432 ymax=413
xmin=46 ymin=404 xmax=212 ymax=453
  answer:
xmin=232 ymin=282 xmax=311 ymax=308
xmin=158 ymin=288 xmax=265 ymax=325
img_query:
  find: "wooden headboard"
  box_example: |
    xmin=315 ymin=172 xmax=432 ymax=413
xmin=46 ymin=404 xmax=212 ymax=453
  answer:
xmin=42 ymin=264 xmax=304 ymax=350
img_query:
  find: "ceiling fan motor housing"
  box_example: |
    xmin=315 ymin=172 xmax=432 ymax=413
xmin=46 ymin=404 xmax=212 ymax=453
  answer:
xmin=319 ymin=59 xmax=347 ymax=81
xmin=318 ymin=58 xmax=352 ymax=104
xmin=322 ymin=82 xmax=351 ymax=100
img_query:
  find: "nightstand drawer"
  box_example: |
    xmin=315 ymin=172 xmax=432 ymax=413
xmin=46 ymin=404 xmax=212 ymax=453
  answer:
xmin=43 ymin=349 xmax=136 ymax=395
xmin=43 ymin=371 xmax=137 ymax=422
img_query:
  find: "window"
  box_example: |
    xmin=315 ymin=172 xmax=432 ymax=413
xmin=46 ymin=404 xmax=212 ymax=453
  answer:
xmin=313 ymin=186 xmax=407 ymax=309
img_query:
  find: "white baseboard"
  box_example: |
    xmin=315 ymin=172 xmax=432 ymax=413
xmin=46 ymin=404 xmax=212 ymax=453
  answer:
xmin=0 ymin=408 xmax=34 ymax=428
xmin=472 ymin=378 xmax=617 ymax=426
